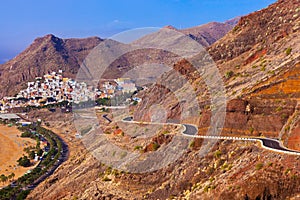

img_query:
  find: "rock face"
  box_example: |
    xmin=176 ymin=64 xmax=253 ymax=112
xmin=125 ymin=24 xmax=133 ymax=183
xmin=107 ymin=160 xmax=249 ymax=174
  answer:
xmin=226 ymin=99 xmax=247 ymax=113
xmin=0 ymin=34 xmax=103 ymax=97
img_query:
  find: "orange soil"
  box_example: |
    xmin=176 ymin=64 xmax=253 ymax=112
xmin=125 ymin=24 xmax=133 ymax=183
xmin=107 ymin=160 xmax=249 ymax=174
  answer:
xmin=252 ymin=63 xmax=300 ymax=97
xmin=0 ymin=125 xmax=36 ymax=187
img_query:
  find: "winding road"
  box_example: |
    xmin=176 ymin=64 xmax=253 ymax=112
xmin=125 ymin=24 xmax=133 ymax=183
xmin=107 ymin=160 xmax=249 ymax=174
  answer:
xmin=121 ymin=116 xmax=300 ymax=155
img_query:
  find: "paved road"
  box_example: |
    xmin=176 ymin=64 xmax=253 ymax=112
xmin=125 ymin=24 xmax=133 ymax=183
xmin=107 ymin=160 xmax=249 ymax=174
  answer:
xmin=103 ymin=114 xmax=112 ymax=123
xmin=121 ymin=117 xmax=300 ymax=155
xmin=123 ymin=116 xmax=133 ymax=122
xmin=182 ymin=124 xmax=198 ymax=136
xmin=182 ymin=125 xmax=300 ymax=155
xmin=257 ymin=138 xmax=299 ymax=153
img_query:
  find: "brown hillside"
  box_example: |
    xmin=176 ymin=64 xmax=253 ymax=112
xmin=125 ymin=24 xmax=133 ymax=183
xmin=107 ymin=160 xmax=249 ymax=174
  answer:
xmin=208 ymin=0 xmax=299 ymax=62
xmin=180 ymin=21 xmax=237 ymax=47
xmin=0 ymin=34 xmax=103 ymax=97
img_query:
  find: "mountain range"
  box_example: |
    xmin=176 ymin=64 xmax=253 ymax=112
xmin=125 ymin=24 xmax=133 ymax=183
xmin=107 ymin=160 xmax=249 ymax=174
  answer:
xmin=0 ymin=18 xmax=238 ymax=98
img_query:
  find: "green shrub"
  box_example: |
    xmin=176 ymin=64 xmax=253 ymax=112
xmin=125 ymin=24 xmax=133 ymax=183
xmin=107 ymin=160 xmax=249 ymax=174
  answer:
xmin=189 ymin=140 xmax=195 ymax=148
xmin=291 ymin=174 xmax=298 ymax=180
xmin=16 ymin=190 xmax=30 ymax=200
xmin=214 ymin=150 xmax=222 ymax=158
xmin=37 ymin=149 xmax=43 ymax=156
xmin=276 ymin=106 xmax=283 ymax=112
xmin=281 ymin=113 xmax=288 ymax=120
xmin=285 ymin=168 xmax=291 ymax=175
xmin=29 ymin=151 xmax=35 ymax=159
xmin=17 ymin=156 xmax=31 ymax=167
xmin=134 ymin=146 xmax=142 ymax=150
xmin=21 ymin=131 xmax=33 ymax=138
xmin=285 ymin=125 xmax=290 ymax=132
xmin=102 ymin=176 xmax=112 ymax=181
xmin=221 ymin=163 xmax=229 ymax=170
xmin=232 ymin=26 xmax=240 ymax=33
xmin=152 ymin=142 xmax=160 ymax=151
xmin=203 ymin=185 xmax=210 ymax=192
xmin=285 ymin=47 xmax=292 ymax=56
xmin=105 ymin=166 xmax=112 ymax=174
xmin=268 ymin=70 xmax=275 ymax=75
xmin=225 ymin=71 xmax=234 ymax=79
xmin=249 ymin=127 xmax=254 ymax=134
xmin=255 ymin=163 xmax=264 ymax=170
xmin=0 ymin=174 xmax=8 ymax=183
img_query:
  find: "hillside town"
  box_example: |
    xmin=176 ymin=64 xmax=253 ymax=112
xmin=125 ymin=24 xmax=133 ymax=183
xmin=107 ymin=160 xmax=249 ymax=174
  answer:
xmin=0 ymin=70 xmax=138 ymax=112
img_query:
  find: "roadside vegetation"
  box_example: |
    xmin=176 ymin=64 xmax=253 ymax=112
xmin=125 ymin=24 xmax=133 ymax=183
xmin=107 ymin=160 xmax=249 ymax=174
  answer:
xmin=0 ymin=120 xmax=66 ymax=200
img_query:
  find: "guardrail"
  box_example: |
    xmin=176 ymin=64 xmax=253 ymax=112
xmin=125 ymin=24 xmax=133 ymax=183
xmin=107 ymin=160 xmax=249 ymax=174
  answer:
xmin=121 ymin=117 xmax=300 ymax=156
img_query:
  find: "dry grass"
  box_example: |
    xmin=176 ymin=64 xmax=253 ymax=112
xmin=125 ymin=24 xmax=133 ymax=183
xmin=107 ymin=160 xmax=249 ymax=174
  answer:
xmin=0 ymin=125 xmax=36 ymax=187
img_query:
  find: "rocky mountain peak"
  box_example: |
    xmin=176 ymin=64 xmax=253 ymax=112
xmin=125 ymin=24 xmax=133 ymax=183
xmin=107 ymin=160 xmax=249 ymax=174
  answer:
xmin=163 ymin=25 xmax=178 ymax=30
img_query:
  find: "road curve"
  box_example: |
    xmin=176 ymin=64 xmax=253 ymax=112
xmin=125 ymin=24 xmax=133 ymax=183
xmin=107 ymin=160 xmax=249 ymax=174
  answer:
xmin=121 ymin=117 xmax=300 ymax=155
xmin=256 ymin=138 xmax=299 ymax=154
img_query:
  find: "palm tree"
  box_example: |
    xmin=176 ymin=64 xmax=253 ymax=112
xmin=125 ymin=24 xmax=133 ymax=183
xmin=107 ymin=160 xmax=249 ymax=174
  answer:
xmin=0 ymin=174 xmax=4 ymax=184
xmin=11 ymin=173 xmax=15 ymax=181
xmin=7 ymin=173 xmax=15 ymax=181
xmin=0 ymin=174 xmax=8 ymax=184
xmin=7 ymin=174 xmax=12 ymax=181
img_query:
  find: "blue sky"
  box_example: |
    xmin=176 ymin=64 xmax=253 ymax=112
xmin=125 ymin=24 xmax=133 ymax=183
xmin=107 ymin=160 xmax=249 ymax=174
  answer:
xmin=0 ymin=0 xmax=276 ymax=63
